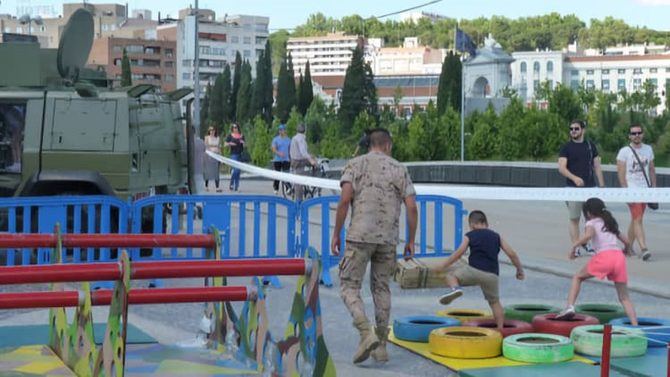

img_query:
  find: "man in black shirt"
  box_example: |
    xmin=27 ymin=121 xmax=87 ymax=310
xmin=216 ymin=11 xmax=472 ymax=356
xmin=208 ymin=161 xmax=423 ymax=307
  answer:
xmin=558 ymin=120 xmax=605 ymax=256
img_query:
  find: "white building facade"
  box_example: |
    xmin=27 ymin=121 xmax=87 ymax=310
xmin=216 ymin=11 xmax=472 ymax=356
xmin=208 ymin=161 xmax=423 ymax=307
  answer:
xmin=367 ymin=37 xmax=446 ymax=76
xmin=174 ymin=13 xmax=269 ymax=89
xmin=511 ymin=49 xmax=670 ymax=113
xmin=287 ymin=33 xmax=363 ymax=76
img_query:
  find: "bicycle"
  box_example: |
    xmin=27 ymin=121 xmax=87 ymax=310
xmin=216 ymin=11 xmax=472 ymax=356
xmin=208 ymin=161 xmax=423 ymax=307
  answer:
xmin=286 ymin=158 xmax=332 ymax=201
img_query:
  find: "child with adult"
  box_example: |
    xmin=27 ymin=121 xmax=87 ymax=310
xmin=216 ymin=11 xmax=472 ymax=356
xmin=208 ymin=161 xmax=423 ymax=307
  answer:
xmin=555 ymin=198 xmax=638 ymax=325
xmin=224 ymin=123 xmax=245 ymax=191
xmin=438 ymin=210 xmax=525 ymax=331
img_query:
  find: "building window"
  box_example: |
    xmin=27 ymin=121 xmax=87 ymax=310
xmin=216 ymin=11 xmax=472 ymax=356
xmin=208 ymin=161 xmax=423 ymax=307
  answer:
xmin=114 ymin=58 xmax=122 ymax=66
xmin=182 ymin=59 xmax=191 ymax=67
xmin=126 ymin=45 xmax=143 ymax=53
xmin=244 ymin=50 xmax=251 ymax=57
xmin=182 ymin=73 xmax=191 ymax=80
xmin=618 ymin=68 xmax=626 ymax=74
xmin=602 ymin=80 xmax=610 ymax=92
xmin=165 ymin=48 xmax=174 ymax=58
xmin=586 ymin=80 xmax=595 ymax=90
xmin=650 ymin=68 xmax=658 ymax=73
xmin=571 ymin=70 xmax=578 ymax=76
xmin=231 ymin=36 xmax=239 ymax=43
xmin=648 ymin=78 xmax=658 ymax=89
xmin=633 ymin=68 xmax=642 ymax=75
xmin=618 ymin=79 xmax=626 ymax=91
xmin=546 ymin=61 xmax=553 ymax=73
xmin=533 ymin=80 xmax=540 ymax=90
xmin=112 ymin=45 xmax=123 ymax=52
xmin=164 ymin=61 xmax=174 ymax=68
xmin=586 ymin=69 xmax=594 ymax=75
xmin=165 ymin=74 xmax=175 ymax=83
xmin=602 ymin=69 xmax=609 ymax=75
xmin=533 ymin=61 xmax=540 ymax=73
xmin=633 ymin=78 xmax=642 ymax=90
xmin=519 ymin=62 xmax=526 ymax=73
xmin=570 ymin=80 xmax=579 ymax=89
xmin=243 ymin=36 xmax=251 ymax=44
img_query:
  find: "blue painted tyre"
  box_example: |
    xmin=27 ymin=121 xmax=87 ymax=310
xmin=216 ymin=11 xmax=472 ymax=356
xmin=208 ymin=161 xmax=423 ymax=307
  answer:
xmin=610 ymin=317 xmax=670 ymax=348
xmin=393 ymin=315 xmax=460 ymax=342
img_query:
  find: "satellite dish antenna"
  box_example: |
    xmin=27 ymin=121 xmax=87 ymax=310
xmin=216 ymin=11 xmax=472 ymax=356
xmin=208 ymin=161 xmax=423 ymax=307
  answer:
xmin=57 ymin=8 xmax=94 ymax=82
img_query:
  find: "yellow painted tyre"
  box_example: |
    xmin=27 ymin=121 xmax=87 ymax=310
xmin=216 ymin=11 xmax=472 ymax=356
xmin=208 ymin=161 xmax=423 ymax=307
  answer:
xmin=436 ymin=308 xmax=491 ymax=323
xmin=428 ymin=326 xmax=502 ymax=359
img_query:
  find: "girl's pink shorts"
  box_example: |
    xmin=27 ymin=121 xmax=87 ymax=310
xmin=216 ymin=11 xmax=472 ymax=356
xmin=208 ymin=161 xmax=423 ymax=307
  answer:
xmin=587 ymin=249 xmax=628 ymax=283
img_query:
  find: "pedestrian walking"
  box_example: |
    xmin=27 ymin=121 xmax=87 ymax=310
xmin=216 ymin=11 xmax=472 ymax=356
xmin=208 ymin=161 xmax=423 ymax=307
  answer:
xmin=616 ymin=124 xmax=657 ymax=261
xmin=558 ymin=119 xmax=605 ymax=256
xmin=224 ymin=123 xmax=245 ymax=191
xmin=331 ymin=128 xmax=418 ymax=364
xmin=271 ymin=124 xmax=291 ymax=194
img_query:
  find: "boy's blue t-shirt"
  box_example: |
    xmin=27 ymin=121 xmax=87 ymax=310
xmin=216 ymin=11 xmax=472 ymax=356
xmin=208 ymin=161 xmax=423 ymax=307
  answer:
xmin=466 ymin=228 xmax=501 ymax=275
xmin=272 ymin=135 xmax=291 ymax=162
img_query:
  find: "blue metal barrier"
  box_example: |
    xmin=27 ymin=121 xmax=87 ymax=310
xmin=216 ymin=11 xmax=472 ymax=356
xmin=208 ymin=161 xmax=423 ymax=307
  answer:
xmin=300 ymin=194 xmax=467 ymax=287
xmin=131 ymin=195 xmax=298 ymax=261
xmin=0 ymin=196 xmax=129 ymax=266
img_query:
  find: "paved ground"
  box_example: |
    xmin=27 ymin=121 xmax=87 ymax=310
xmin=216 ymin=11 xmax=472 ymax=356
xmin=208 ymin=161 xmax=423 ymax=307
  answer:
xmin=1 ymin=176 xmax=669 ymax=376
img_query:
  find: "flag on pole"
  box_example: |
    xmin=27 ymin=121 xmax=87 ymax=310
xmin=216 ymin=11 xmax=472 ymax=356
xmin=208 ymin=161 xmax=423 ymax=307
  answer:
xmin=455 ymin=28 xmax=477 ymax=56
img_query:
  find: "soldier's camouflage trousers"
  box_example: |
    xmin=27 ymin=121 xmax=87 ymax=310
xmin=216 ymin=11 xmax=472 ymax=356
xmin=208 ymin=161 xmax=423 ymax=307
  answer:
xmin=339 ymin=240 xmax=397 ymax=328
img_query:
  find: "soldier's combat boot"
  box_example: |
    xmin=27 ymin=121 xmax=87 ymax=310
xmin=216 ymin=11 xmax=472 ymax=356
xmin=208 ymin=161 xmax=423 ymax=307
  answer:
xmin=371 ymin=326 xmax=389 ymax=362
xmin=352 ymin=318 xmax=379 ymax=364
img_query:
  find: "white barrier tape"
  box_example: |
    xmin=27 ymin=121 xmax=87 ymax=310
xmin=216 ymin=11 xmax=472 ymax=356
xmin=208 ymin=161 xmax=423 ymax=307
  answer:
xmin=208 ymin=151 xmax=670 ymax=203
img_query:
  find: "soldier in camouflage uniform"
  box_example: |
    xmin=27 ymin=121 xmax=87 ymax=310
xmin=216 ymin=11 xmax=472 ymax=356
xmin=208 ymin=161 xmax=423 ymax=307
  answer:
xmin=331 ymin=128 xmax=418 ymax=364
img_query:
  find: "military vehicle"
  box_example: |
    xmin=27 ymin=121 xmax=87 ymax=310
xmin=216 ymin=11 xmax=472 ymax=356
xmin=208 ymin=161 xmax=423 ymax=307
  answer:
xmin=0 ymin=8 xmax=197 ymax=202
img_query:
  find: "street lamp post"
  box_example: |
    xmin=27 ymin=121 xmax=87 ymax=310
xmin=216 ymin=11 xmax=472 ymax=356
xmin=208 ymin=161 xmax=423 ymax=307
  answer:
xmin=192 ymin=1 xmax=201 ymax=137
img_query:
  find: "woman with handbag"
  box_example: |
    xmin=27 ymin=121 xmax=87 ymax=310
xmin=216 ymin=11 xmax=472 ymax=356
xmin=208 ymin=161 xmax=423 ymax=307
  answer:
xmin=224 ymin=123 xmax=245 ymax=192
xmin=616 ymin=124 xmax=657 ymax=261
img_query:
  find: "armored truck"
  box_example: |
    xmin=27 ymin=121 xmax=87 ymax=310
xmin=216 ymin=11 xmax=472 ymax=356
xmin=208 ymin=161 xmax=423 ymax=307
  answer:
xmin=0 ymin=9 xmax=196 ymax=201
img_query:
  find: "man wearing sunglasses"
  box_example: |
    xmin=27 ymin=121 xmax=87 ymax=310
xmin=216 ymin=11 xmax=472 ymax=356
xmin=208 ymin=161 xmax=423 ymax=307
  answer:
xmin=616 ymin=124 xmax=656 ymax=261
xmin=558 ymin=120 xmax=605 ymax=257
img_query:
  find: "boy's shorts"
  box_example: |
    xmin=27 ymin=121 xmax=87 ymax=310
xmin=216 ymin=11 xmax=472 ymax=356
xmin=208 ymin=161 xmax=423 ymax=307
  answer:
xmin=451 ymin=264 xmax=500 ymax=303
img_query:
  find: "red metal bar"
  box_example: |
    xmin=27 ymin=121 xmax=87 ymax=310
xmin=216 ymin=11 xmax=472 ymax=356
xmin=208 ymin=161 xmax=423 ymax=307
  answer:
xmin=0 ymin=233 xmax=216 ymax=249
xmin=0 ymin=291 xmax=81 ymax=309
xmin=601 ymin=324 xmax=612 ymax=377
xmin=0 ymin=263 xmax=122 ymax=285
xmin=0 ymin=286 xmax=249 ymax=309
xmin=130 ymin=259 xmax=306 ymax=279
xmin=0 ymin=233 xmax=57 ymax=248
xmin=61 ymin=234 xmax=216 ymax=249
xmin=93 ymin=287 xmax=250 ymax=305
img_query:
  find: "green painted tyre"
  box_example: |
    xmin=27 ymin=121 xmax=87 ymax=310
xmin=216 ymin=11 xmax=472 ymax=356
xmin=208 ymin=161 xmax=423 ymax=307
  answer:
xmin=571 ymin=325 xmax=647 ymax=357
xmin=504 ymin=304 xmax=560 ymax=323
xmin=575 ymin=303 xmax=626 ymax=324
xmin=502 ymin=333 xmax=574 ymax=363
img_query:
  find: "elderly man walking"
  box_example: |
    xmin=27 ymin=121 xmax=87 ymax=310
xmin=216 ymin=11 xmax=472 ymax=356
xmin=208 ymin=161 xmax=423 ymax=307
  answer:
xmin=331 ymin=128 xmax=418 ymax=364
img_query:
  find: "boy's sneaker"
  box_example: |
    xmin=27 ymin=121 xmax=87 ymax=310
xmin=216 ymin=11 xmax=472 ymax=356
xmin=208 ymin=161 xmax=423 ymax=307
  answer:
xmin=438 ymin=287 xmax=463 ymax=305
xmin=641 ymin=249 xmax=651 ymax=261
xmin=555 ymin=305 xmax=576 ymax=320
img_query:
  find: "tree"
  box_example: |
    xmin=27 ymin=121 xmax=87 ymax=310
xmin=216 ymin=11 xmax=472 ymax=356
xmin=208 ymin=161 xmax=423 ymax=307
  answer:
xmin=209 ymin=74 xmax=225 ymax=126
xmin=298 ymin=60 xmax=314 ymax=116
xmin=121 ymin=48 xmax=132 ymax=87
xmin=236 ymin=60 xmax=253 ymax=123
xmin=221 ymin=64 xmax=233 ymax=122
xmin=231 ymin=52 xmax=243 ymax=121
xmin=251 ymin=41 xmax=274 ymax=124
xmin=437 ymin=51 xmax=462 ymax=115
xmin=275 ymin=53 xmax=296 ymax=123
xmin=269 ymin=29 xmax=289 ymax=76
xmin=339 ymin=45 xmax=377 ymax=132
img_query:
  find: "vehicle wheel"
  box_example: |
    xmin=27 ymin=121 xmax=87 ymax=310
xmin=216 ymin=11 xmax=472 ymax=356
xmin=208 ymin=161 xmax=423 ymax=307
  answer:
xmin=393 ymin=315 xmax=460 ymax=343
xmin=532 ymin=313 xmax=599 ymax=337
xmin=504 ymin=304 xmax=560 ymax=323
xmin=428 ymin=326 xmax=502 ymax=358
xmin=609 ymin=317 xmax=670 ymax=348
xmin=503 ymin=333 xmax=574 ymax=363
xmin=571 ymin=324 xmax=647 ymax=357
xmin=462 ymin=318 xmax=533 ymax=338
xmin=575 ymin=303 xmax=626 ymax=324
xmin=436 ymin=308 xmax=491 ymax=324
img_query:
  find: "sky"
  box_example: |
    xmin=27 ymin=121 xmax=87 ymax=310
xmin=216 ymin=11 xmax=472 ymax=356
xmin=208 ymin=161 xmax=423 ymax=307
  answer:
xmin=1 ymin=0 xmax=670 ymax=31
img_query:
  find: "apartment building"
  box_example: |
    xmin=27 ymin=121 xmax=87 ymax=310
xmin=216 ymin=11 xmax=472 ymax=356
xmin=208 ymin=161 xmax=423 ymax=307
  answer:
xmin=367 ymin=37 xmax=446 ymax=76
xmin=287 ymin=32 xmax=364 ymax=76
xmin=88 ymin=37 xmax=176 ymax=92
xmin=167 ymin=10 xmax=269 ymax=89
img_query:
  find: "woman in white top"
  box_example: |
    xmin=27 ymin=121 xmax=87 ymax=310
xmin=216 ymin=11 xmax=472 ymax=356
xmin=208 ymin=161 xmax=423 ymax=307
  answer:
xmin=204 ymin=126 xmax=221 ymax=191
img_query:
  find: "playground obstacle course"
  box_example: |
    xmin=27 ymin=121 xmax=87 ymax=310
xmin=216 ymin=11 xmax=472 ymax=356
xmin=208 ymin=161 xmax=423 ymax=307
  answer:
xmin=0 ymin=228 xmax=335 ymax=376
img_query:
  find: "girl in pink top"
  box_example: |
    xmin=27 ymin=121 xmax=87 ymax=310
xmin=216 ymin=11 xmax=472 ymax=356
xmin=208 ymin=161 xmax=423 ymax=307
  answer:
xmin=555 ymin=197 xmax=638 ymax=325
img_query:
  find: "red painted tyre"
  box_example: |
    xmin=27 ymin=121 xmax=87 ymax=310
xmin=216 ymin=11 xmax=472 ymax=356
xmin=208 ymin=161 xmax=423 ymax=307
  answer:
xmin=462 ymin=319 xmax=533 ymax=338
xmin=532 ymin=313 xmax=600 ymax=337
